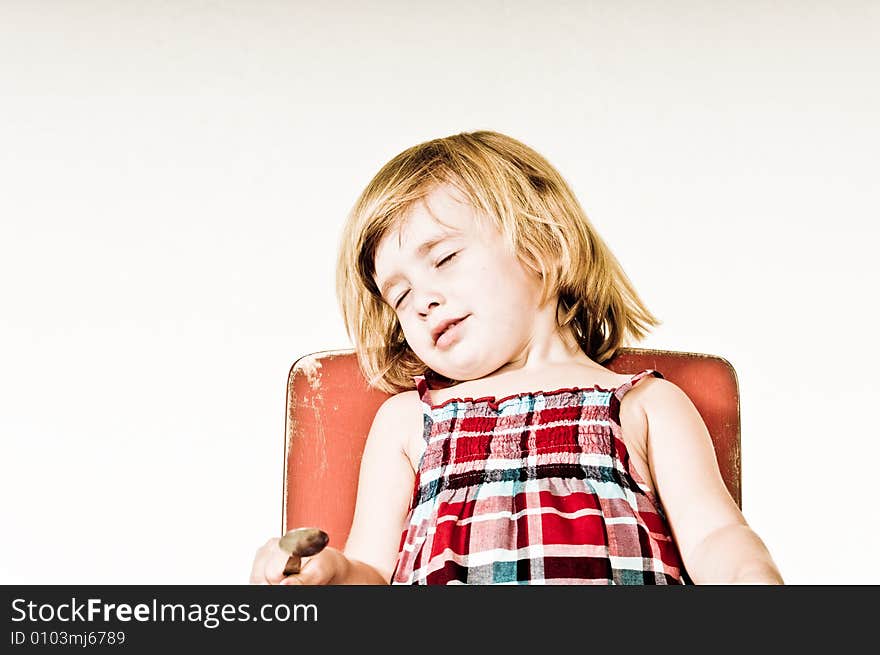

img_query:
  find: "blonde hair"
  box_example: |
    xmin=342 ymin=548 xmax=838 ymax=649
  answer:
xmin=336 ymin=130 xmax=660 ymax=394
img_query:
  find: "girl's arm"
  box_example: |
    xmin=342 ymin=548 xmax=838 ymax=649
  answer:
xmin=337 ymin=390 xmax=419 ymax=583
xmin=636 ymin=379 xmax=784 ymax=584
xmin=251 ymin=391 xmax=418 ymax=585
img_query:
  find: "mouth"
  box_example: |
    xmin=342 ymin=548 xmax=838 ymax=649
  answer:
xmin=433 ymin=315 xmax=469 ymax=346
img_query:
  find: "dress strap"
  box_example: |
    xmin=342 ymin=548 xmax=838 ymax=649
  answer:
xmin=413 ymin=374 xmax=433 ymax=405
xmin=613 ymin=369 xmax=664 ymax=401
xmin=609 ymin=369 xmax=663 ymax=428
xmin=412 ymin=374 xmax=436 ymax=446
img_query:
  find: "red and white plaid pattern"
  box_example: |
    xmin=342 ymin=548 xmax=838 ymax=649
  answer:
xmin=391 ymin=370 xmax=690 ymax=585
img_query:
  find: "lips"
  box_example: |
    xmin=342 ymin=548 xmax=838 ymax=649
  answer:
xmin=432 ymin=316 xmax=468 ymax=345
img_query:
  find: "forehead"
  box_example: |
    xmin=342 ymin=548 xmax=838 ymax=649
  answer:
xmin=374 ymin=187 xmax=476 ymax=264
xmin=372 ymin=186 xmax=487 ymax=296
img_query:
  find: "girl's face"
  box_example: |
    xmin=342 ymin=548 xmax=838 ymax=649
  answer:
xmin=373 ymin=184 xmax=547 ymax=382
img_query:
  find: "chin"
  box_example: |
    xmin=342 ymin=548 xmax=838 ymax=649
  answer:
xmin=424 ymin=362 xmax=462 ymax=382
xmin=430 ymin=360 xmax=499 ymax=383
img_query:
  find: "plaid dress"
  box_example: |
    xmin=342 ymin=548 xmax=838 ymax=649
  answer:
xmin=390 ymin=369 xmax=690 ymax=585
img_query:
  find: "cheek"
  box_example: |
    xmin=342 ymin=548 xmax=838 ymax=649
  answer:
xmin=397 ymin=315 xmax=424 ymax=346
xmin=477 ymin=261 xmax=533 ymax=302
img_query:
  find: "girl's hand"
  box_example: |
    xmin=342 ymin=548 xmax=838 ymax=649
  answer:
xmin=250 ymin=538 xmax=348 ymax=585
xmin=279 ymin=546 xmax=349 ymax=585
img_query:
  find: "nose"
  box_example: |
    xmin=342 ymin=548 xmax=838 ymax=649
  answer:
xmin=413 ymin=289 xmax=443 ymax=317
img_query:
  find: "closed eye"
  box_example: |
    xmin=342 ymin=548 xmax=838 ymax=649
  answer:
xmin=392 ymin=252 xmax=459 ymax=310
xmin=437 ymin=252 xmax=457 ymax=267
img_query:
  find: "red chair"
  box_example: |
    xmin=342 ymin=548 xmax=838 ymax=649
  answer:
xmin=281 ymin=348 xmax=741 ymax=549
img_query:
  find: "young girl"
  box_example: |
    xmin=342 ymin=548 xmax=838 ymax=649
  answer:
xmin=251 ymin=130 xmax=783 ymax=585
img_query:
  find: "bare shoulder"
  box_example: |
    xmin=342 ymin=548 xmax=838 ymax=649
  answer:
xmin=625 ymin=375 xmax=697 ymax=422
xmin=372 ymin=389 xmax=422 ymax=435
xmin=371 ymin=389 xmax=424 ymax=471
xmin=626 ymin=375 xmax=722 ymax=491
xmin=377 ymin=388 xmax=422 ymax=415
xmin=621 ymin=375 xmax=709 ymax=461
xmin=613 ymin=375 xmax=688 ymax=494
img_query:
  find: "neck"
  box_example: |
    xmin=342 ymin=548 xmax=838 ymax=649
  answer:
xmin=484 ymin=300 xmax=601 ymax=380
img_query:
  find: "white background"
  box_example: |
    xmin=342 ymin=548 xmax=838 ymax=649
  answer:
xmin=1 ymin=1 xmax=877 ymax=584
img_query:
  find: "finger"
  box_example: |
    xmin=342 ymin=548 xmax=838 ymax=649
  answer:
xmin=279 ymin=555 xmax=308 ymax=586
xmin=249 ymin=538 xmax=289 ymax=585
xmin=279 ymin=555 xmax=315 ymax=586
xmin=263 ymin=543 xmax=296 ymax=584
xmin=249 ymin=544 xmax=272 ymax=585
xmin=280 ymin=553 xmax=333 ymax=586
xmin=250 ymin=556 xmax=272 ymax=585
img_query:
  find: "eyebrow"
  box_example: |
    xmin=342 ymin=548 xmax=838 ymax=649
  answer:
xmin=377 ymin=233 xmax=457 ymax=300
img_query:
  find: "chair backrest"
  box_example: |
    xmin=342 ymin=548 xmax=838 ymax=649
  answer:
xmin=282 ymin=347 xmax=741 ymax=547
